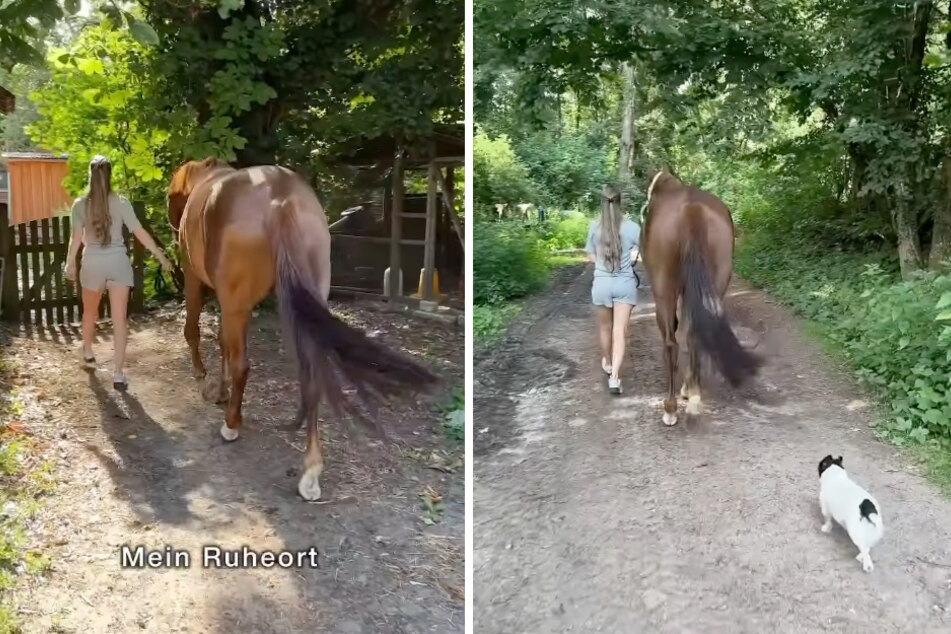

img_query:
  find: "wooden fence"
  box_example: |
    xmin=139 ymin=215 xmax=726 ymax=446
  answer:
xmin=0 ymin=202 xmax=145 ymax=327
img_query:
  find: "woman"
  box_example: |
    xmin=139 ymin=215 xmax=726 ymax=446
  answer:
xmin=65 ymin=155 xmax=172 ymax=391
xmin=585 ymin=184 xmax=641 ymax=394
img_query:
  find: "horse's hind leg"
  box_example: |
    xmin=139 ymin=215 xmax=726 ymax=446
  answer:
xmin=656 ymin=294 xmax=680 ymax=426
xmin=200 ymin=319 xmax=231 ymax=403
xmin=218 ymin=307 xmax=251 ymax=442
xmin=184 ymin=271 xmax=207 ymax=383
xmin=297 ymin=375 xmax=325 ymax=501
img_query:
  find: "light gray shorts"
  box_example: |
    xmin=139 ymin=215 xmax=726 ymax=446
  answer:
xmin=591 ymin=275 xmax=637 ymax=307
xmin=80 ymin=251 xmax=134 ymax=290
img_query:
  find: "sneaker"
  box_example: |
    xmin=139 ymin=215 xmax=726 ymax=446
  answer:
xmin=113 ymin=373 xmax=129 ymax=392
xmin=81 ymin=350 xmax=96 ymax=369
xmin=601 ymin=358 xmax=612 ymax=375
xmin=608 ymin=376 xmax=622 ymax=394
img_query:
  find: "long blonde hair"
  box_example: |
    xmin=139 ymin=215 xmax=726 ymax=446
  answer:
xmin=596 ymin=184 xmax=623 ymax=271
xmin=85 ymin=155 xmax=113 ymax=246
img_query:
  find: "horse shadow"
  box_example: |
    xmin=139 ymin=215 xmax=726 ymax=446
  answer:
xmin=84 ymin=369 xmax=198 ymax=525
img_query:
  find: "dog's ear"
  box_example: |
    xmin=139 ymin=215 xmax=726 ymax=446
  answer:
xmin=834 ymin=456 xmax=843 ymax=465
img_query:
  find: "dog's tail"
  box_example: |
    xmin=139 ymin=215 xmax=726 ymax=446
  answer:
xmin=859 ymin=498 xmax=880 ymax=525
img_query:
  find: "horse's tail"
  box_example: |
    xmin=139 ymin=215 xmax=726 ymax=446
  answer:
xmin=268 ymin=199 xmax=438 ymax=431
xmin=681 ymin=205 xmax=760 ymax=387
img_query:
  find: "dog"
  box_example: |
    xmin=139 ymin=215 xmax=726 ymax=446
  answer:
xmin=818 ymin=455 xmax=883 ymax=572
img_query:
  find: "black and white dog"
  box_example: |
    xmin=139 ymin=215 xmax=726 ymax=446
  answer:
xmin=818 ymin=455 xmax=884 ymax=572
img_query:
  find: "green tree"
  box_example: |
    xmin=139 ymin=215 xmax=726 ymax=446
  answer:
xmin=473 ymin=132 xmax=535 ymax=214
xmin=27 ymin=22 xmax=172 ymax=209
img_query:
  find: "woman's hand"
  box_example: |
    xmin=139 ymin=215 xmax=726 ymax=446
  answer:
xmin=65 ymin=260 xmax=77 ymax=283
xmin=155 ymin=251 xmax=173 ymax=272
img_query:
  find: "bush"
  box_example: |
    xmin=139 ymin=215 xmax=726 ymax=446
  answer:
xmin=736 ymin=233 xmax=951 ymax=446
xmin=473 ymin=132 xmax=536 ymax=215
xmin=473 ymin=303 xmax=523 ymax=343
xmin=536 ymin=212 xmax=590 ymax=251
xmin=473 ymin=221 xmax=549 ymax=304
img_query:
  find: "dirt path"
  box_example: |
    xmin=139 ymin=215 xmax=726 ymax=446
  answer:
xmin=4 ymin=299 xmax=463 ymax=633
xmin=474 ymin=263 xmax=951 ymax=633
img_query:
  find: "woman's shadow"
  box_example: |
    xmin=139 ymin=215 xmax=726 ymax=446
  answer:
xmin=84 ymin=369 xmax=197 ymax=525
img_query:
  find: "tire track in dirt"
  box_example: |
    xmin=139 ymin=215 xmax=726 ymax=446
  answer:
xmin=474 ymin=263 xmax=951 ymax=633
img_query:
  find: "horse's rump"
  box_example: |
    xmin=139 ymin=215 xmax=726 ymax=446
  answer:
xmin=644 ymin=175 xmax=760 ymax=387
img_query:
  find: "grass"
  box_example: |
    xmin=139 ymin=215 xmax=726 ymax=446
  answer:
xmin=473 ymin=302 xmax=524 ymax=345
xmin=474 ymin=213 xmax=590 ymax=345
xmin=435 ymin=385 xmax=465 ymax=443
xmin=0 ymin=357 xmax=55 ymax=632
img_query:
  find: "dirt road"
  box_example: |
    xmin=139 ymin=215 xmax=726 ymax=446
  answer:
xmin=4 ymin=300 xmax=463 ymax=633
xmin=474 ymin=263 xmax=951 ymax=633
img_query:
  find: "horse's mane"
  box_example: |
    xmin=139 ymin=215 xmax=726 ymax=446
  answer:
xmin=647 ymin=170 xmax=682 ymax=203
xmin=169 ymin=157 xmax=229 ymax=196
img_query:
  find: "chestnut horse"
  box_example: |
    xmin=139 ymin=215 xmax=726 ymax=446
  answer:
xmin=168 ymin=157 xmax=437 ymax=500
xmin=641 ymin=170 xmax=760 ymax=426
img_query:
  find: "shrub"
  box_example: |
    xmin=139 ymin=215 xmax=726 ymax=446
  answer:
xmin=536 ymin=211 xmax=590 ymax=251
xmin=473 ymin=303 xmax=523 ymax=343
xmin=473 ymin=132 xmax=536 ymax=215
xmin=473 ymin=221 xmax=549 ymax=304
xmin=736 ymin=233 xmax=951 ymax=446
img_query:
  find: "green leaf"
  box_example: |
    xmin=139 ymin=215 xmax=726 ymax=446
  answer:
xmin=935 ymin=310 xmax=951 ymax=321
xmin=922 ymin=53 xmax=943 ymax=69
xmin=218 ymin=0 xmax=245 ymax=19
xmin=129 ymin=19 xmax=160 ymax=47
xmin=936 ymin=292 xmax=951 ymax=310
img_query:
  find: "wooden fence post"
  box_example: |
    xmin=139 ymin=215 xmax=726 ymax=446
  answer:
xmin=0 ymin=204 xmax=18 ymax=320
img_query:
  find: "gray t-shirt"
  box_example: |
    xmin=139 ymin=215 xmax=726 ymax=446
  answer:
xmin=70 ymin=193 xmax=141 ymax=255
xmin=586 ymin=217 xmax=641 ymax=277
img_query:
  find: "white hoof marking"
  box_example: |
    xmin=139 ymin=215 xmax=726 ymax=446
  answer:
xmin=680 ymin=384 xmax=689 ymax=399
xmin=220 ymin=423 xmax=239 ymax=442
xmin=298 ymin=468 xmax=322 ymax=501
xmin=686 ymin=395 xmax=702 ymax=416
xmin=662 ymin=412 xmax=678 ymax=426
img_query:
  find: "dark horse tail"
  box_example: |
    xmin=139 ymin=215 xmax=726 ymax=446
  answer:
xmin=682 ymin=206 xmax=760 ymax=387
xmin=269 ymin=203 xmax=438 ymax=432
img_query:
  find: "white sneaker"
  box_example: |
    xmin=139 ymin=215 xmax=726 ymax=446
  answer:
xmin=601 ymin=358 xmax=612 ymax=375
xmin=608 ymin=376 xmax=622 ymax=394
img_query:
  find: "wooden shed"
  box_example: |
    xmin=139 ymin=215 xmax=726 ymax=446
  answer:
xmin=1 ymin=152 xmax=72 ymax=225
xmin=327 ymin=128 xmax=465 ymax=311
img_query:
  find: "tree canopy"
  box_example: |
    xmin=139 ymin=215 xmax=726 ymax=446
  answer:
xmin=2 ymin=0 xmax=464 ymax=229
xmin=475 ymin=0 xmax=951 ymax=278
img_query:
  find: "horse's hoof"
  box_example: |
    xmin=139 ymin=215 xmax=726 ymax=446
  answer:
xmin=220 ymin=423 xmax=239 ymax=442
xmin=663 ymin=412 xmax=678 ymax=426
xmin=680 ymin=384 xmax=689 ymax=399
xmin=685 ymin=395 xmax=702 ymax=416
xmin=298 ymin=468 xmax=322 ymax=501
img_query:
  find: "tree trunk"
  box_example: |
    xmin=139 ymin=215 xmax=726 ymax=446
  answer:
xmin=930 ymin=156 xmax=951 ymax=270
xmin=617 ymin=61 xmax=636 ymax=211
xmin=892 ymin=189 xmax=923 ymax=279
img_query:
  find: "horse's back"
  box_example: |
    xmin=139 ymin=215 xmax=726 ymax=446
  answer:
xmin=195 ymin=165 xmax=328 ymax=299
xmin=644 ymin=182 xmax=735 ymax=297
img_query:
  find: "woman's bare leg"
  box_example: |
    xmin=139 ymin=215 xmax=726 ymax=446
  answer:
xmin=107 ymin=283 xmax=130 ymax=379
xmin=597 ymin=306 xmax=613 ymax=368
xmin=610 ymin=302 xmax=634 ymax=379
xmin=81 ymin=287 xmax=104 ymax=359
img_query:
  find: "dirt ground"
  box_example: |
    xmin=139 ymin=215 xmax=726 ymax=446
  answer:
xmin=3 ymin=298 xmax=464 ymax=633
xmin=474 ymin=263 xmax=951 ymax=633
